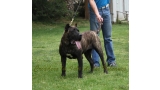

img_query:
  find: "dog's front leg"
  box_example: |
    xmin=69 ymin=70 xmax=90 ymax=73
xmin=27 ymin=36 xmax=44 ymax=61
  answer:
xmin=61 ymin=56 xmax=66 ymax=77
xmin=77 ymin=55 xmax=83 ymax=78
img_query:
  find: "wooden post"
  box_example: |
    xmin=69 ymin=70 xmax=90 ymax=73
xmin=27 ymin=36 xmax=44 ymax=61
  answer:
xmin=85 ymin=0 xmax=89 ymax=19
xmin=116 ymin=11 xmax=119 ymax=23
xmin=126 ymin=11 xmax=128 ymax=21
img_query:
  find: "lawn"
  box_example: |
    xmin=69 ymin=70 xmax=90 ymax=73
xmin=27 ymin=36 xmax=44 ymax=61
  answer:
xmin=32 ymin=19 xmax=129 ymax=90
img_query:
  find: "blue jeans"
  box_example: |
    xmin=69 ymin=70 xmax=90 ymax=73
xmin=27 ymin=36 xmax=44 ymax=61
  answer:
xmin=89 ymin=6 xmax=116 ymax=66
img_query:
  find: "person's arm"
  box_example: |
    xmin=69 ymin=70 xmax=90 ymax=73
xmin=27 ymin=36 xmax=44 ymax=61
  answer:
xmin=89 ymin=0 xmax=103 ymax=23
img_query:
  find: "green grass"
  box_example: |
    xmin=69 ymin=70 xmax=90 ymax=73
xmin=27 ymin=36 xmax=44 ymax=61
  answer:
xmin=32 ymin=19 xmax=129 ymax=90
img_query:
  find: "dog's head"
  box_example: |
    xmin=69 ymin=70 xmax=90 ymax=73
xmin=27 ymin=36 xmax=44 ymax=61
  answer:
xmin=65 ymin=24 xmax=82 ymax=44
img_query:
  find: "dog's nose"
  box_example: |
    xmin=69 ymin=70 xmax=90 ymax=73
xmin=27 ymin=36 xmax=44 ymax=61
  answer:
xmin=78 ymin=34 xmax=82 ymax=41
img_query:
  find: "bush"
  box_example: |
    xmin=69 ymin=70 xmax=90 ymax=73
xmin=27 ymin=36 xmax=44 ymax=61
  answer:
xmin=74 ymin=2 xmax=85 ymax=18
xmin=32 ymin=0 xmax=69 ymax=21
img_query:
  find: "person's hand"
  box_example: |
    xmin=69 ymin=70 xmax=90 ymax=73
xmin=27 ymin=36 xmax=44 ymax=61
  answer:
xmin=96 ymin=14 xmax=103 ymax=23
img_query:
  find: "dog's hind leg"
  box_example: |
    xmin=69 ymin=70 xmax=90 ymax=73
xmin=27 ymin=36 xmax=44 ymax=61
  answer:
xmin=93 ymin=45 xmax=108 ymax=74
xmin=61 ymin=56 xmax=66 ymax=76
xmin=84 ymin=49 xmax=94 ymax=73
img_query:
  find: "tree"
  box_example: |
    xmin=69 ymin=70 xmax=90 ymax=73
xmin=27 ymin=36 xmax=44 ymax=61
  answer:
xmin=65 ymin=0 xmax=74 ymax=11
xmin=85 ymin=0 xmax=89 ymax=19
xmin=69 ymin=0 xmax=89 ymax=19
xmin=65 ymin=0 xmax=75 ymax=17
xmin=32 ymin=0 xmax=87 ymax=21
xmin=32 ymin=0 xmax=69 ymax=21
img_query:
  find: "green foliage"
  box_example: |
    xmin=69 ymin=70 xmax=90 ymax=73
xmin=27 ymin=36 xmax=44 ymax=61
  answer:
xmin=74 ymin=2 xmax=85 ymax=18
xmin=32 ymin=0 xmax=69 ymax=21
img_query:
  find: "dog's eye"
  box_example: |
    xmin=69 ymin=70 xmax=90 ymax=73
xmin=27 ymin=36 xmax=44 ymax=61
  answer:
xmin=74 ymin=28 xmax=79 ymax=31
xmin=75 ymin=29 xmax=79 ymax=32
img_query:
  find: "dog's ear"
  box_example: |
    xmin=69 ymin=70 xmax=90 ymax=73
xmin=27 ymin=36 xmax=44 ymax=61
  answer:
xmin=65 ymin=24 xmax=70 ymax=32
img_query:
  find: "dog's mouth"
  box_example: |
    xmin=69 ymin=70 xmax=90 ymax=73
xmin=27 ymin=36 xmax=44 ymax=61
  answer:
xmin=71 ymin=40 xmax=81 ymax=49
xmin=71 ymin=40 xmax=75 ymax=44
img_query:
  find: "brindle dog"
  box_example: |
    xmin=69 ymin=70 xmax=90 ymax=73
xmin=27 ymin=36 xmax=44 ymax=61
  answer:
xmin=59 ymin=24 xmax=108 ymax=78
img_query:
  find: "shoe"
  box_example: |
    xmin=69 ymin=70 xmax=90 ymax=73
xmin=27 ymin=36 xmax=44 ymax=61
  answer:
xmin=108 ymin=62 xmax=116 ymax=67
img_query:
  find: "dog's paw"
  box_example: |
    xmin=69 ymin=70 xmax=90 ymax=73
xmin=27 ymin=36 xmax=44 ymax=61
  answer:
xmin=104 ymin=70 xmax=108 ymax=74
xmin=61 ymin=74 xmax=66 ymax=77
xmin=78 ymin=75 xmax=83 ymax=78
xmin=78 ymin=76 xmax=82 ymax=78
xmin=88 ymin=70 xmax=93 ymax=73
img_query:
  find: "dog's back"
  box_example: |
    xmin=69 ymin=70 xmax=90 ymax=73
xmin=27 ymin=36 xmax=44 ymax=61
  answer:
xmin=80 ymin=31 xmax=101 ymax=52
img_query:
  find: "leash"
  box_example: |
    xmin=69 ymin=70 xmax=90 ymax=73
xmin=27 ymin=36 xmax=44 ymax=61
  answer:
xmin=69 ymin=0 xmax=102 ymax=34
xmin=96 ymin=22 xmax=103 ymax=34
xmin=69 ymin=0 xmax=82 ymax=26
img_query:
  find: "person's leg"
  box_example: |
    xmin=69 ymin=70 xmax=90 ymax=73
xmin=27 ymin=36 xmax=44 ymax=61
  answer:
xmin=101 ymin=7 xmax=116 ymax=66
xmin=89 ymin=9 xmax=100 ymax=67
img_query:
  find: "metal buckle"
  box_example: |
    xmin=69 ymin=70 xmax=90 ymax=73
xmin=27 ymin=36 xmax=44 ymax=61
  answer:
xmin=99 ymin=4 xmax=109 ymax=9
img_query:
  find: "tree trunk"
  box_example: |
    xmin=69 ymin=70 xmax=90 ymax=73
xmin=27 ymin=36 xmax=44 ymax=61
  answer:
xmin=65 ymin=0 xmax=74 ymax=16
xmin=85 ymin=0 xmax=89 ymax=19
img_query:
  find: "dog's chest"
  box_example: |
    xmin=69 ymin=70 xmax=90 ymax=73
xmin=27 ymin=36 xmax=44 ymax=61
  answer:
xmin=64 ymin=46 xmax=76 ymax=54
xmin=63 ymin=45 xmax=81 ymax=57
xmin=63 ymin=47 xmax=78 ymax=59
xmin=66 ymin=53 xmax=73 ymax=57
